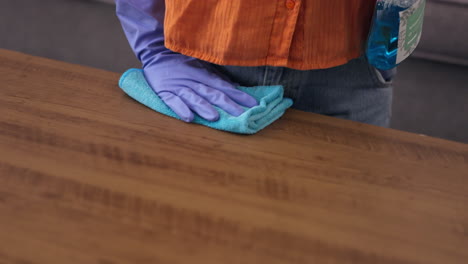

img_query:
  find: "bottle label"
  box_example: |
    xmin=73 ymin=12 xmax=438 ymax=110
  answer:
xmin=396 ymin=0 xmax=426 ymax=63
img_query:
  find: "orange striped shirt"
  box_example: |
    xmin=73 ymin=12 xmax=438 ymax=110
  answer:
xmin=164 ymin=0 xmax=375 ymax=70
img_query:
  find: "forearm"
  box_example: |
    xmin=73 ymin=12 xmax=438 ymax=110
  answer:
xmin=115 ymin=0 xmax=168 ymax=67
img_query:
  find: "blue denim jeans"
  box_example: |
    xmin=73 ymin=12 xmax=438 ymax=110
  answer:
xmin=211 ymin=56 xmax=395 ymax=127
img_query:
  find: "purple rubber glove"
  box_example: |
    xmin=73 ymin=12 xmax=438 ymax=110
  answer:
xmin=115 ymin=0 xmax=258 ymax=122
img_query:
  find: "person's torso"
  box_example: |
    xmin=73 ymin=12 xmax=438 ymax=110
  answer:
xmin=164 ymin=0 xmax=375 ymax=70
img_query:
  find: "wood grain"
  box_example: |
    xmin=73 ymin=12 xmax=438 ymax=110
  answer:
xmin=0 ymin=49 xmax=467 ymax=264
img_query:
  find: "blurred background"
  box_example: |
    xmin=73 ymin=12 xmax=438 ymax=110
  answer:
xmin=1 ymin=0 xmax=467 ymax=142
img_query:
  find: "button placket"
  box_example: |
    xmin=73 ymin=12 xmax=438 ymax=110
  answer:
xmin=266 ymin=0 xmax=302 ymax=65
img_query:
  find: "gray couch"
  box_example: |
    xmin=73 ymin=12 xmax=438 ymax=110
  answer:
xmin=1 ymin=0 xmax=467 ymax=142
xmin=391 ymin=0 xmax=468 ymax=142
xmin=414 ymin=0 xmax=468 ymax=66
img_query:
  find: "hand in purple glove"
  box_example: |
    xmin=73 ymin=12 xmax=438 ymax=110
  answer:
xmin=116 ymin=0 xmax=258 ymax=122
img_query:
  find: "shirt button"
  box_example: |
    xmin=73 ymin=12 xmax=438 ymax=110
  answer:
xmin=286 ymin=0 xmax=295 ymax=9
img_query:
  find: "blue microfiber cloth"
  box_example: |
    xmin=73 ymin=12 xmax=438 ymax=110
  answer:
xmin=118 ymin=69 xmax=293 ymax=134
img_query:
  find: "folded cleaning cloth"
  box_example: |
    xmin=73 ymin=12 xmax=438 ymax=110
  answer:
xmin=118 ymin=69 xmax=293 ymax=134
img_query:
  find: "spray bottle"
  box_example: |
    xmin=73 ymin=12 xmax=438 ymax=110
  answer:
xmin=366 ymin=0 xmax=426 ymax=70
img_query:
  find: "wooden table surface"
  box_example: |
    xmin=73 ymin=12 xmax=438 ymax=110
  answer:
xmin=0 ymin=49 xmax=467 ymax=264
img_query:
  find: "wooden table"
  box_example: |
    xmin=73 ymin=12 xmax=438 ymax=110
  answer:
xmin=0 ymin=49 xmax=467 ymax=264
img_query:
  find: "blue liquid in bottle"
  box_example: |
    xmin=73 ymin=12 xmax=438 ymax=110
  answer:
xmin=366 ymin=0 xmax=425 ymax=70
